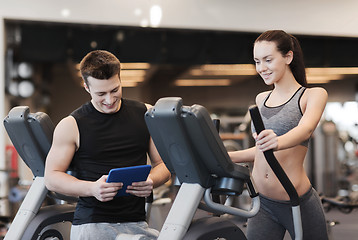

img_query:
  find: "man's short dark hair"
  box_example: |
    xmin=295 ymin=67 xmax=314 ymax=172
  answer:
xmin=80 ymin=50 xmax=121 ymax=87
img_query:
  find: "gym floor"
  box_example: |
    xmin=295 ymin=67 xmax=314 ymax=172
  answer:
xmin=324 ymin=208 xmax=358 ymax=240
xmin=149 ymin=202 xmax=358 ymax=240
xmin=228 ymin=208 xmax=358 ymax=240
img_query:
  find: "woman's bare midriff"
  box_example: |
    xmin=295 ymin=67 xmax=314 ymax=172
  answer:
xmin=252 ymin=145 xmax=311 ymax=201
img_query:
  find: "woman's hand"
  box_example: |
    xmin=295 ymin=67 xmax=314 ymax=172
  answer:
xmin=254 ymin=129 xmax=278 ymax=152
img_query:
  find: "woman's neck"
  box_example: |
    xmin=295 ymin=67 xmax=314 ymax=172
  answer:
xmin=273 ymin=71 xmax=301 ymax=94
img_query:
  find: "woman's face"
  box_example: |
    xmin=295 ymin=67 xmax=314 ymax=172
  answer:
xmin=253 ymin=40 xmax=292 ymax=85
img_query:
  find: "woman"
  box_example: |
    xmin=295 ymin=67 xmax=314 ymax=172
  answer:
xmin=229 ymin=30 xmax=329 ymax=240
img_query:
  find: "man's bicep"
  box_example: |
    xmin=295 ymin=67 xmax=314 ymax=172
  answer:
xmin=46 ymin=117 xmax=78 ymax=172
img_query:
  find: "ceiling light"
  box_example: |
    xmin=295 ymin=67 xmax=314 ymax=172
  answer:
xmin=175 ymin=79 xmax=231 ymax=86
xmin=306 ymin=67 xmax=358 ymax=75
xmin=121 ymin=77 xmax=145 ymax=82
xmin=121 ymin=63 xmax=151 ymax=70
xmin=189 ymin=64 xmax=257 ymax=76
xmin=306 ymin=75 xmax=343 ymax=84
xmin=121 ymin=81 xmax=138 ymax=87
xmin=61 ymin=8 xmax=71 ymax=18
xmin=150 ymin=5 xmax=162 ymax=27
xmin=121 ymin=70 xmax=147 ymax=77
xmin=190 ymin=69 xmax=257 ymax=76
xmin=200 ymin=64 xmax=255 ymax=71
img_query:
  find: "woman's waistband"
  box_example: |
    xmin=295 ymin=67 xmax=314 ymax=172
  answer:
xmin=259 ymin=185 xmax=313 ymax=205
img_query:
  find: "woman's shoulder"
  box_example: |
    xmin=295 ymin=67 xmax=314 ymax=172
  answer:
xmin=304 ymin=86 xmax=328 ymax=99
xmin=255 ymin=90 xmax=272 ymax=105
xmin=301 ymin=87 xmax=328 ymax=112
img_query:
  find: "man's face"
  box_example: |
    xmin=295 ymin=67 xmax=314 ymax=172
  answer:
xmin=85 ymin=74 xmax=122 ymax=114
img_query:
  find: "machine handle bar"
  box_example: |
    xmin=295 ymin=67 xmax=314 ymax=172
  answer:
xmin=249 ymin=106 xmax=299 ymax=206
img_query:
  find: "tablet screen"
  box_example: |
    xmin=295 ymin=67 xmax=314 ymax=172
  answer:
xmin=106 ymin=165 xmax=151 ymax=197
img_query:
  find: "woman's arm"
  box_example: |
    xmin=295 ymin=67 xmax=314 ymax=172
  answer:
xmin=228 ymin=146 xmax=256 ymax=163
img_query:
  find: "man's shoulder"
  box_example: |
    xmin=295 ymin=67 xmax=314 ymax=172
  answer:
xmin=123 ymin=98 xmax=146 ymax=110
xmin=54 ymin=116 xmax=78 ymax=136
xmin=70 ymin=102 xmax=92 ymax=118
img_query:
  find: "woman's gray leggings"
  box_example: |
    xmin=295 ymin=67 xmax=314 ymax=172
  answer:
xmin=247 ymin=187 xmax=329 ymax=240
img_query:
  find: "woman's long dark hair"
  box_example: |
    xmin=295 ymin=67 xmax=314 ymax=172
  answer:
xmin=255 ymin=30 xmax=307 ymax=87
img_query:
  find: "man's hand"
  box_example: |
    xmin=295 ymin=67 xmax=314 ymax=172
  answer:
xmin=126 ymin=177 xmax=153 ymax=197
xmin=92 ymin=175 xmax=123 ymax=202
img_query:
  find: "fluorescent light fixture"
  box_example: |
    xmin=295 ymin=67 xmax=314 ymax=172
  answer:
xmin=120 ymin=70 xmax=147 ymax=77
xmin=121 ymin=81 xmax=138 ymax=87
xmin=190 ymin=69 xmax=257 ymax=76
xmin=121 ymin=63 xmax=151 ymax=69
xmin=175 ymin=79 xmax=231 ymax=86
xmin=201 ymin=64 xmax=255 ymax=71
xmin=306 ymin=67 xmax=358 ymax=75
xmin=121 ymin=76 xmax=145 ymax=82
xmin=305 ymin=67 xmax=358 ymax=84
xmin=306 ymin=74 xmax=343 ymax=84
xmin=190 ymin=64 xmax=257 ymax=76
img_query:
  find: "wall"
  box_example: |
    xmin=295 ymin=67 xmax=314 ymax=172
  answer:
xmin=1 ymin=0 xmax=358 ymax=174
xmin=2 ymin=0 xmax=358 ymax=37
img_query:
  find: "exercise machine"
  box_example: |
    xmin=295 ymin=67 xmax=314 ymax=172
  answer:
xmin=3 ymin=98 xmax=303 ymax=240
xmin=3 ymin=106 xmax=76 ymax=240
xmin=145 ymin=97 xmax=260 ymax=240
xmin=2 ymin=106 xmax=169 ymax=240
xmin=4 ymin=104 xmax=252 ymax=240
xmin=145 ymin=97 xmax=303 ymax=240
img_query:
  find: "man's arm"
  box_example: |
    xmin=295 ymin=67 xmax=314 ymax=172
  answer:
xmin=147 ymin=137 xmax=172 ymax=188
xmin=44 ymin=116 xmax=122 ymax=202
xmin=145 ymin=103 xmax=171 ymax=188
xmin=126 ymin=104 xmax=171 ymax=197
xmin=127 ymin=137 xmax=171 ymax=197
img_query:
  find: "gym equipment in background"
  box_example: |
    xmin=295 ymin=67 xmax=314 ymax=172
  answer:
xmin=3 ymin=106 xmax=75 ymax=240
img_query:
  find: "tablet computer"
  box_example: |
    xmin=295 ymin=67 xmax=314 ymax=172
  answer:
xmin=106 ymin=165 xmax=151 ymax=197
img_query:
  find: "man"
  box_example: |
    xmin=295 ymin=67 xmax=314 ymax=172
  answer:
xmin=44 ymin=50 xmax=171 ymax=239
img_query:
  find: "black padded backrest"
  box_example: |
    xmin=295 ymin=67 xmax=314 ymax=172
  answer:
xmin=146 ymin=98 xmax=211 ymax=187
xmin=3 ymin=106 xmax=54 ymax=177
xmin=145 ymin=97 xmax=249 ymax=188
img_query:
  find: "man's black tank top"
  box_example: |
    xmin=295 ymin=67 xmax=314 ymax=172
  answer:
xmin=70 ymin=98 xmax=150 ymax=225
